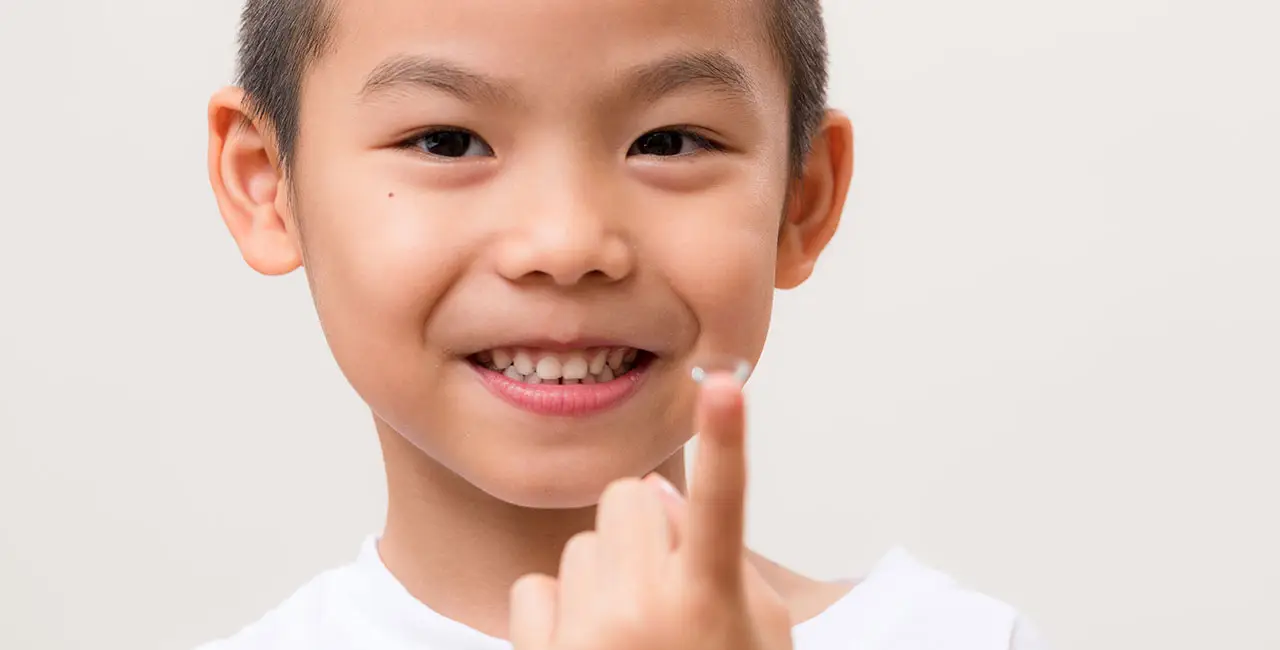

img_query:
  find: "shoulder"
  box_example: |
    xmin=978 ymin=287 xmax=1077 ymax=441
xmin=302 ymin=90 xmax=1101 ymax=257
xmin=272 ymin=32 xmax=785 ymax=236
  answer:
xmin=896 ymin=576 xmax=1047 ymax=650
xmin=193 ymin=561 xmax=367 ymax=650
xmin=793 ymin=548 xmax=1048 ymax=650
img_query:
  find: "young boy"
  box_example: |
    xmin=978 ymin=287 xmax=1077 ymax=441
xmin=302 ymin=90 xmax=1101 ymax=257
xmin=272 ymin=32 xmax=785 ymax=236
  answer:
xmin=202 ymin=0 xmax=1046 ymax=648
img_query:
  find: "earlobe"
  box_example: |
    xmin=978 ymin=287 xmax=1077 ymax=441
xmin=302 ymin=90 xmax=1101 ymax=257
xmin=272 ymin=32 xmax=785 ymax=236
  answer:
xmin=775 ymin=110 xmax=854 ymax=290
xmin=207 ymin=86 xmax=302 ymax=276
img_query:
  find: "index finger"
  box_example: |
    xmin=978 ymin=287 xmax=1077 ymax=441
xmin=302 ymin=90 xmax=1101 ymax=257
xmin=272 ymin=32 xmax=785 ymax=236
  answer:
xmin=685 ymin=372 xmax=749 ymax=588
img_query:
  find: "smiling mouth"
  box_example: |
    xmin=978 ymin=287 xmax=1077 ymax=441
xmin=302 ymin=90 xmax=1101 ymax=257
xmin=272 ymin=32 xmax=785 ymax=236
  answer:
xmin=467 ymin=346 xmax=653 ymax=385
xmin=467 ymin=346 xmax=656 ymax=417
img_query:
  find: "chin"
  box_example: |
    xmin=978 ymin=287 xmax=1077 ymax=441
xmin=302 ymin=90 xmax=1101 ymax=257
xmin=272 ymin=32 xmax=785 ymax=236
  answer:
xmin=491 ymin=476 xmax=617 ymax=510
xmin=422 ymin=364 xmax=692 ymax=509
xmin=370 ymin=357 xmax=695 ymax=510
xmin=459 ymin=440 xmax=680 ymax=510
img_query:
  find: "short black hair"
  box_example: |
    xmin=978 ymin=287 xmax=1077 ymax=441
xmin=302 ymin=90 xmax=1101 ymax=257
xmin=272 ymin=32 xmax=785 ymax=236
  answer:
xmin=237 ymin=0 xmax=827 ymax=177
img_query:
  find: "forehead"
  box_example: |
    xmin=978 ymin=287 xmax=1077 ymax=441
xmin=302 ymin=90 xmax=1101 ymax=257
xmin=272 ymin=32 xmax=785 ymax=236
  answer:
xmin=310 ymin=0 xmax=784 ymax=106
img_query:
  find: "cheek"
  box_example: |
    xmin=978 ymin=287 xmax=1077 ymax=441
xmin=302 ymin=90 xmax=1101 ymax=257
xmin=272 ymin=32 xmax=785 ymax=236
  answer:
xmin=291 ymin=169 xmax=475 ymax=401
xmin=646 ymin=184 xmax=781 ymax=362
xmin=298 ymin=161 xmax=468 ymax=319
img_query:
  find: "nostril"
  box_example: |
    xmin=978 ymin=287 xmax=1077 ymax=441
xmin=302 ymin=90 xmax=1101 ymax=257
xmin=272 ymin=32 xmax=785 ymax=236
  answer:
xmin=496 ymin=235 xmax=635 ymax=286
xmin=517 ymin=268 xmax=617 ymax=287
xmin=513 ymin=269 xmax=566 ymax=287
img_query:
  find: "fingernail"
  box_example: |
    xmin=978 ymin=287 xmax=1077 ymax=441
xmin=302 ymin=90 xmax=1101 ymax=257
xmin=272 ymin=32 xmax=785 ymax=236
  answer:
xmin=691 ymin=356 xmax=752 ymax=386
xmin=646 ymin=473 xmax=685 ymax=501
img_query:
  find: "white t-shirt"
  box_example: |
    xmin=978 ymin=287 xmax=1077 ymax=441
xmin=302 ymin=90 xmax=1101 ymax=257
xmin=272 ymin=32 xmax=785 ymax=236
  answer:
xmin=197 ymin=536 xmax=1047 ymax=650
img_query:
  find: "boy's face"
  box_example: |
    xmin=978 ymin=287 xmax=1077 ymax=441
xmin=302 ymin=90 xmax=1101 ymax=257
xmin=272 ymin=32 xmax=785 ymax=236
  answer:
xmin=232 ymin=0 xmax=840 ymax=508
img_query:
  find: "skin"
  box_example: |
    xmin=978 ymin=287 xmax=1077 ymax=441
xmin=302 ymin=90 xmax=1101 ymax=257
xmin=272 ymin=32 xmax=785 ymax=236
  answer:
xmin=512 ymin=375 xmax=798 ymax=650
xmin=207 ymin=0 xmax=853 ymax=641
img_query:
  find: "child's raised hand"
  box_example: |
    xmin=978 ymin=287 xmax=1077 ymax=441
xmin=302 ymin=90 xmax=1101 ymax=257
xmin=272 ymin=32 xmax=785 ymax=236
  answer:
xmin=509 ymin=372 xmax=793 ymax=650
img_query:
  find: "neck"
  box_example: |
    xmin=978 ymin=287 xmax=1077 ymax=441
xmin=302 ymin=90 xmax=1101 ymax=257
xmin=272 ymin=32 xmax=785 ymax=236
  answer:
xmin=373 ymin=419 xmax=688 ymax=640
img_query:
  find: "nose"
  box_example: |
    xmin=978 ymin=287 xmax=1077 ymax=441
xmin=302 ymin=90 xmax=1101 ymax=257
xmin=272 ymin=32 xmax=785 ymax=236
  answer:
xmin=495 ymin=172 xmax=635 ymax=287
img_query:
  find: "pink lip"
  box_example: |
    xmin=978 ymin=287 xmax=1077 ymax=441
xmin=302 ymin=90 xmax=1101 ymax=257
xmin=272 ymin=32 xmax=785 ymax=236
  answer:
xmin=471 ymin=361 xmax=650 ymax=417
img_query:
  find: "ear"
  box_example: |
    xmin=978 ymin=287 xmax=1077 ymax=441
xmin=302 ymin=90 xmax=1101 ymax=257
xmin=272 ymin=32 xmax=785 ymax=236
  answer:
xmin=207 ymin=86 xmax=302 ymax=276
xmin=776 ymin=110 xmax=854 ymax=290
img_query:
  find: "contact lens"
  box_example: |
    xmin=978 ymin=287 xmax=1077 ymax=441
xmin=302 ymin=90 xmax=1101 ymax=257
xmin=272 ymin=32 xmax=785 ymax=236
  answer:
xmin=690 ymin=356 xmax=752 ymax=385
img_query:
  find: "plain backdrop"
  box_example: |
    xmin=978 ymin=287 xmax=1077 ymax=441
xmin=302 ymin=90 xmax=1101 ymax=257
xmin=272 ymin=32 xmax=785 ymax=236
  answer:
xmin=1 ymin=1 xmax=1277 ymax=649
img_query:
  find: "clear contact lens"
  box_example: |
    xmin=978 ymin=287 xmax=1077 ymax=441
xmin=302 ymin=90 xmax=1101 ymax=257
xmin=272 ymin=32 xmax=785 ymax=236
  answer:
xmin=690 ymin=356 xmax=752 ymax=385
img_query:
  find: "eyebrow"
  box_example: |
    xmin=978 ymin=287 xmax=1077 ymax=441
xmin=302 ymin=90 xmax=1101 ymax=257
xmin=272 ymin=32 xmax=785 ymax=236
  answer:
xmin=358 ymin=50 xmax=755 ymax=106
xmin=624 ymin=51 xmax=756 ymax=103
xmin=359 ymin=55 xmax=515 ymax=104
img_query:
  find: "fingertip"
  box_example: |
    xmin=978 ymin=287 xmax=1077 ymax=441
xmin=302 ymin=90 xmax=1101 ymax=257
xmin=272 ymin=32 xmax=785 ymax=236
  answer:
xmin=644 ymin=473 xmax=686 ymax=502
xmin=643 ymin=473 xmax=688 ymax=548
xmin=699 ymin=374 xmax=745 ymax=410
xmin=510 ymin=573 xmax=557 ymax=650
xmin=510 ymin=573 xmax=556 ymax=600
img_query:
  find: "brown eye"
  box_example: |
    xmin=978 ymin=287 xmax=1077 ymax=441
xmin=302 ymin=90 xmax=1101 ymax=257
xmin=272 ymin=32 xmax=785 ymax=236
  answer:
xmin=412 ymin=129 xmax=493 ymax=158
xmin=628 ymin=130 xmax=718 ymax=157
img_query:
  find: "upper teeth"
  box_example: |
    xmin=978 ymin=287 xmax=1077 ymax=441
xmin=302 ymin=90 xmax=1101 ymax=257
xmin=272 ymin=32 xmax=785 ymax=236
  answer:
xmin=480 ymin=347 xmax=641 ymax=384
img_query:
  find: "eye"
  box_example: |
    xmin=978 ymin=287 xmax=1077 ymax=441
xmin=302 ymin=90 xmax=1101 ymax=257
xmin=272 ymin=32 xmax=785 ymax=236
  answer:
xmin=406 ymin=128 xmax=494 ymax=158
xmin=628 ymin=129 xmax=722 ymax=157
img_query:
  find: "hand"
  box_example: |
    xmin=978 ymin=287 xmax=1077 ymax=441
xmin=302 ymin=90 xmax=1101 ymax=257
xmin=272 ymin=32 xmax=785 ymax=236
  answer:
xmin=509 ymin=373 xmax=793 ymax=650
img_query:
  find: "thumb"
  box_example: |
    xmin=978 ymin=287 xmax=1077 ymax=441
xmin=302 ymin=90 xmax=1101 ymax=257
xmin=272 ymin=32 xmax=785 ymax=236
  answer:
xmin=509 ymin=574 xmax=557 ymax=650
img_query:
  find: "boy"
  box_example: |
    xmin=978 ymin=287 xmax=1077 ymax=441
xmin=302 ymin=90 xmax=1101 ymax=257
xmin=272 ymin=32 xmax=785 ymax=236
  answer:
xmin=202 ymin=0 xmax=1045 ymax=648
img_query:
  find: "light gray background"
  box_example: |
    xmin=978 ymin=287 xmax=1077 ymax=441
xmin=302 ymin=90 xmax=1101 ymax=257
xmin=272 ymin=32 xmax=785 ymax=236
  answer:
xmin=1 ymin=1 xmax=1277 ymax=649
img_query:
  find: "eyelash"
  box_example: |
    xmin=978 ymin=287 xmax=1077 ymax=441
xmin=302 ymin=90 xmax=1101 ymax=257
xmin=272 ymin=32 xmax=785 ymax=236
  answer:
xmin=656 ymin=128 xmax=727 ymax=155
xmin=395 ymin=127 xmax=488 ymax=154
xmin=395 ymin=127 xmax=727 ymax=158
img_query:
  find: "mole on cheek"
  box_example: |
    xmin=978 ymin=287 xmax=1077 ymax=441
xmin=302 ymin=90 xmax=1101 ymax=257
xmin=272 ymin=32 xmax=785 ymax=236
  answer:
xmin=388 ymin=192 xmax=395 ymax=198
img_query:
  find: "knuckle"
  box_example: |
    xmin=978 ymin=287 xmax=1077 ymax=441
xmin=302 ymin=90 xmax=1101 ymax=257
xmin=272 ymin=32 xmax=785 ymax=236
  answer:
xmin=603 ymin=598 xmax=666 ymax=641
xmin=605 ymin=605 xmax=646 ymax=637
xmin=631 ymin=594 xmax=667 ymax=624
